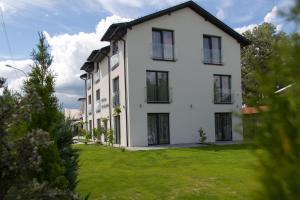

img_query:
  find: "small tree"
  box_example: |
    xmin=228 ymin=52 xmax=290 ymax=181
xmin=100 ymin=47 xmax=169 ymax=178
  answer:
xmin=113 ymin=107 xmax=121 ymax=116
xmin=198 ymin=128 xmax=207 ymax=144
xmin=93 ymin=127 xmax=103 ymax=144
xmin=107 ymin=129 xmax=114 ymax=147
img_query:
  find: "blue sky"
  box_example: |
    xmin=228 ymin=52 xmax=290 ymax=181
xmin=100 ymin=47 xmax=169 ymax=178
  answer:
xmin=0 ymin=0 xmax=294 ymax=108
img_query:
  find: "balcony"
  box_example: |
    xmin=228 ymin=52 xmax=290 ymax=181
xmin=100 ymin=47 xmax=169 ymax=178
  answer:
xmin=113 ymin=91 xmax=120 ymax=107
xmin=87 ymin=79 xmax=91 ymax=90
xmin=145 ymin=87 xmax=173 ymax=103
xmin=94 ymin=71 xmax=100 ymax=83
xmin=151 ymin=43 xmax=177 ymax=61
xmin=87 ymin=104 xmax=92 ymax=115
xmin=95 ymin=100 xmax=101 ymax=113
xmin=214 ymin=89 xmax=234 ymax=104
xmin=110 ymin=53 xmax=119 ymax=70
xmin=203 ymin=49 xmax=223 ymax=65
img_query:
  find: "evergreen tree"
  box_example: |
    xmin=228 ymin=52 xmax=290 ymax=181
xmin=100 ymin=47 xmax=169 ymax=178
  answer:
xmin=24 ymin=32 xmax=60 ymax=135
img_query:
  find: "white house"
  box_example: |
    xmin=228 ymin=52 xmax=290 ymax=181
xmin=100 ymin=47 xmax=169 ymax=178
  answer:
xmin=80 ymin=1 xmax=248 ymax=147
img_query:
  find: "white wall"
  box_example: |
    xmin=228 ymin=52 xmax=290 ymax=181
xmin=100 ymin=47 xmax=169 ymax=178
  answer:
xmin=126 ymin=7 xmax=243 ymax=146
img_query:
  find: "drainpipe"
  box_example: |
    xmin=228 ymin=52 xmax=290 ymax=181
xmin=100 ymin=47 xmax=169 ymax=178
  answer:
xmin=120 ymin=38 xmax=129 ymax=147
xmin=91 ymin=71 xmax=95 ymax=139
xmin=107 ymin=55 xmax=112 ymax=129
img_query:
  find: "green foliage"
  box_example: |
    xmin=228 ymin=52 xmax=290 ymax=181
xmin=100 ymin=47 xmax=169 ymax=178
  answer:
xmin=107 ymin=129 xmax=114 ymax=147
xmin=241 ymin=23 xmax=289 ymax=105
xmin=252 ymin=32 xmax=300 ymax=200
xmin=53 ymin=119 xmax=79 ymax=190
xmin=198 ymin=128 xmax=207 ymax=143
xmin=113 ymin=106 xmax=121 ymax=116
xmin=23 ymin=32 xmax=60 ymax=135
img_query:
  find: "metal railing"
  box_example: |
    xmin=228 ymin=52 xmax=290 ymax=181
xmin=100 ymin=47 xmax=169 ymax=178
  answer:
xmin=151 ymin=43 xmax=177 ymax=61
xmin=87 ymin=104 xmax=92 ymax=115
xmin=94 ymin=71 xmax=100 ymax=83
xmin=145 ymin=87 xmax=172 ymax=103
xmin=113 ymin=91 xmax=120 ymax=107
xmin=213 ymin=89 xmax=234 ymax=104
xmin=110 ymin=53 xmax=119 ymax=69
xmin=87 ymin=79 xmax=91 ymax=90
xmin=95 ymin=100 xmax=101 ymax=113
xmin=202 ymin=48 xmax=223 ymax=65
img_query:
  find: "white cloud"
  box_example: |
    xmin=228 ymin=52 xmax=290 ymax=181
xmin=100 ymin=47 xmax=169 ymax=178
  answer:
xmin=0 ymin=15 xmax=131 ymax=108
xmin=264 ymin=6 xmax=278 ymax=23
xmin=235 ymin=24 xmax=258 ymax=34
xmin=216 ymin=8 xmax=225 ymax=20
xmin=0 ymin=0 xmax=56 ymax=14
xmin=235 ymin=6 xmax=282 ymax=33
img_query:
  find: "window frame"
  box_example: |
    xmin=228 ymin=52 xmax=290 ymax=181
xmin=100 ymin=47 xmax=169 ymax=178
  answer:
xmin=213 ymin=74 xmax=232 ymax=104
xmin=113 ymin=77 xmax=120 ymax=107
xmin=146 ymin=70 xmax=170 ymax=104
xmin=203 ymin=35 xmax=222 ymax=65
xmin=147 ymin=113 xmax=170 ymax=145
xmin=152 ymin=28 xmax=175 ymax=62
xmin=215 ymin=112 xmax=232 ymax=141
xmin=112 ymin=40 xmax=119 ymax=55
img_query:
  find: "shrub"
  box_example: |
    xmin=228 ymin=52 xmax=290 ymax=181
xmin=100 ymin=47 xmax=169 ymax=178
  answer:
xmin=198 ymin=128 xmax=207 ymax=143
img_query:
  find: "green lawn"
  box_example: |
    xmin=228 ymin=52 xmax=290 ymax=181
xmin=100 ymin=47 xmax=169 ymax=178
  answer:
xmin=75 ymin=145 xmax=258 ymax=200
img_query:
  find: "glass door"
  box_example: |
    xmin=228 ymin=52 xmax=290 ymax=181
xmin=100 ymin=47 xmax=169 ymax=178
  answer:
xmin=148 ymin=113 xmax=170 ymax=145
xmin=114 ymin=116 xmax=121 ymax=144
xmin=215 ymin=113 xmax=232 ymax=141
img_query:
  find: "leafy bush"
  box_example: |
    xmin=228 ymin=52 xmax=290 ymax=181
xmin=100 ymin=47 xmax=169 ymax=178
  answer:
xmin=107 ymin=129 xmax=114 ymax=147
xmin=198 ymin=128 xmax=207 ymax=143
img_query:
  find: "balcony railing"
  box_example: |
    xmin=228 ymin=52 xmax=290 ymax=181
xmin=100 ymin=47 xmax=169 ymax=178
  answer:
xmin=87 ymin=79 xmax=91 ymax=90
xmin=110 ymin=53 xmax=119 ymax=69
xmin=95 ymin=100 xmax=101 ymax=113
xmin=151 ymin=43 xmax=177 ymax=61
xmin=87 ymin=104 xmax=92 ymax=115
xmin=94 ymin=71 xmax=100 ymax=83
xmin=113 ymin=91 xmax=120 ymax=107
xmin=145 ymin=87 xmax=173 ymax=103
xmin=213 ymin=89 xmax=234 ymax=104
xmin=203 ymin=48 xmax=223 ymax=65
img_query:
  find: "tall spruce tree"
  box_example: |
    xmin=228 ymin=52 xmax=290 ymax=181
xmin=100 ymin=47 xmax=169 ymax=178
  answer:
xmin=24 ymin=32 xmax=60 ymax=135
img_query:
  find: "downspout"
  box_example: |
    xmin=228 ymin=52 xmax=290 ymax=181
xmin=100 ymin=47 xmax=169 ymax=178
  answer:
xmin=120 ymin=38 xmax=129 ymax=147
xmin=107 ymin=55 xmax=112 ymax=129
xmin=91 ymin=71 xmax=95 ymax=139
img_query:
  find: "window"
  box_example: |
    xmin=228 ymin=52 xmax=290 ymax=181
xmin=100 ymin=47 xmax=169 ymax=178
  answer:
xmin=112 ymin=41 xmax=118 ymax=55
xmin=89 ymin=120 xmax=92 ymax=133
xmin=215 ymin=113 xmax=232 ymax=141
xmin=114 ymin=116 xmax=121 ymax=144
xmin=152 ymin=29 xmax=174 ymax=61
xmin=94 ymin=63 xmax=100 ymax=82
xmin=88 ymin=95 xmax=91 ymax=104
xmin=146 ymin=71 xmax=169 ymax=103
xmin=97 ymin=118 xmax=101 ymax=128
xmin=96 ymin=89 xmax=100 ymax=101
xmin=96 ymin=89 xmax=101 ymax=113
xmin=148 ymin=113 xmax=170 ymax=145
xmin=203 ymin=35 xmax=222 ymax=65
xmin=113 ymin=77 xmax=120 ymax=107
xmin=214 ymin=75 xmax=232 ymax=104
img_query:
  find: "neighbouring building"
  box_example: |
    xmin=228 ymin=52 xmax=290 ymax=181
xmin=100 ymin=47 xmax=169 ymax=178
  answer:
xmin=80 ymin=1 xmax=248 ymax=147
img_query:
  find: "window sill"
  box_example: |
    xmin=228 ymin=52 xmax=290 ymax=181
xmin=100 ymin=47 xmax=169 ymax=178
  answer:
xmin=152 ymin=58 xmax=176 ymax=62
xmin=147 ymin=101 xmax=171 ymax=104
xmin=111 ymin=63 xmax=119 ymax=71
xmin=203 ymin=62 xmax=223 ymax=66
xmin=214 ymin=102 xmax=233 ymax=105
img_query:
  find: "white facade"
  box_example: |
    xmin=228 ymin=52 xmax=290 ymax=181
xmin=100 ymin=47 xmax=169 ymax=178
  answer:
xmin=80 ymin=1 xmax=247 ymax=147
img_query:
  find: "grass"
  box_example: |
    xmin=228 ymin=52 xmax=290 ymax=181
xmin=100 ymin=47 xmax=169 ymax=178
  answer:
xmin=75 ymin=145 xmax=258 ymax=200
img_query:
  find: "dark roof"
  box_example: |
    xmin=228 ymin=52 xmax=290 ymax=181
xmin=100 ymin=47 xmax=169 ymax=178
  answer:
xmin=87 ymin=50 xmax=99 ymax=61
xmin=101 ymin=1 xmax=249 ymax=45
xmin=93 ymin=46 xmax=110 ymax=62
xmin=80 ymin=73 xmax=87 ymax=79
xmin=80 ymin=62 xmax=94 ymax=72
xmin=78 ymin=97 xmax=86 ymax=101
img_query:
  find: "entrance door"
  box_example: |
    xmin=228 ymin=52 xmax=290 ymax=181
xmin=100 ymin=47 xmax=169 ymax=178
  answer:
xmin=114 ymin=116 xmax=121 ymax=144
xmin=148 ymin=113 xmax=170 ymax=145
xmin=215 ymin=113 xmax=232 ymax=141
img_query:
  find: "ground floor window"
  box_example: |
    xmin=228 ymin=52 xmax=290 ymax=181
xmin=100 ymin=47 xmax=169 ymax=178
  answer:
xmin=147 ymin=113 xmax=170 ymax=145
xmin=114 ymin=116 xmax=121 ymax=144
xmin=89 ymin=120 xmax=92 ymax=133
xmin=215 ymin=113 xmax=232 ymax=141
